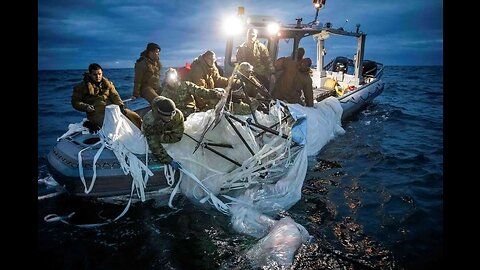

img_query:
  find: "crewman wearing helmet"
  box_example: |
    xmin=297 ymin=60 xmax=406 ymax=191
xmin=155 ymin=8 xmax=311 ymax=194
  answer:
xmin=230 ymin=62 xmax=273 ymax=114
xmin=161 ymin=68 xmax=224 ymax=118
xmin=237 ymin=61 xmax=272 ymax=99
xmin=142 ymin=96 xmax=184 ymax=169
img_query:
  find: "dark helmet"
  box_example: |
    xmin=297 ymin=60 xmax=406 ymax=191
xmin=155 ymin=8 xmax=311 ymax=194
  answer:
xmin=151 ymin=96 xmax=176 ymax=120
xmin=202 ymin=50 xmax=215 ymax=59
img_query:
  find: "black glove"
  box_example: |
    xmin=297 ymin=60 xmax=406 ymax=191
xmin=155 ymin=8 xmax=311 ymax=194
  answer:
xmin=119 ymin=105 xmax=128 ymax=116
xmin=85 ymin=105 xmax=95 ymax=112
xmin=83 ymin=121 xmax=101 ymax=133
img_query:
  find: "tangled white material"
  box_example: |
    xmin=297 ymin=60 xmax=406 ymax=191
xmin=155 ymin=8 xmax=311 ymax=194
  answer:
xmin=60 ymin=97 xmax=344 ymax=265
xmin=78 ymin=105 xmax=154 ymax=201
xmin=161 ymin=97 xmax=344 ymax=267
xmin=163 ymin=98 xmax=346 ymax=215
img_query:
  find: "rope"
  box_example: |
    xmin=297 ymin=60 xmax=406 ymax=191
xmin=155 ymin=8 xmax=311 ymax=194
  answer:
xmin=78 ymin=140 xmax=104 ymax=194
xmin=170 ymin=165 xmax=230 ymax=215
xmin=219 ymin=105 xmax=295 ymax=191
xmin=57 ymin=119 xmax=89 ymax=141
xmin=77 ymin=111 xmax=154 ymax=201
xmin=43 ymin=180 xmax=136 ymax=228
xmin=38 ymin=189 xmax=66 ymax=200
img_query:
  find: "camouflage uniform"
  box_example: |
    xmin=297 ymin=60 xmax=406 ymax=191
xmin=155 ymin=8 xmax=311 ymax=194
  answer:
xmin=186 ymin=54 xmax=229 ymax=110
xmin=142 ymin=107 xmax=185 ymax=164
xmin=133 ymin=51 xmax=162 ymax=103
xmin=237 ymin=72 xmax=268 ymax=99
xmin=72 ymin=74 xmax=142 ymax=128
xmin=236 ymin=40 xmax=274 ymax=88
xmin=229 ymin=100 xmax=258 ymax=115
xmin=161 ymin=81 xmax=222 ymax=118
xmin=232 ymin=68 xmax=268 ymax=115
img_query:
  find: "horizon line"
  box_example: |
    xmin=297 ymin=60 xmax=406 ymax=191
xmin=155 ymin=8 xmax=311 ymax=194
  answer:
xmin=38 ymin=64 xmax=444 ymax=72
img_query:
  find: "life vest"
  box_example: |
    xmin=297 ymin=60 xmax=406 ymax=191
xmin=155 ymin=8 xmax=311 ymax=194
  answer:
xmin=176 ymin=63 xmax=191 ymax=81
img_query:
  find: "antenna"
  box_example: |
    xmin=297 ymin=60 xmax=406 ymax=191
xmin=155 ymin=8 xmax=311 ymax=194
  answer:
xmin=356 ymin=23 xmax=361 ymax=33
xmin=295 ymin=17 xmax=303 ymax=29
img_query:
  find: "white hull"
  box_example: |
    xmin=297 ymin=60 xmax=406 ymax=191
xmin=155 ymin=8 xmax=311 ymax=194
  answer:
xmin=339 ymin=78 xmax=385 ymax=119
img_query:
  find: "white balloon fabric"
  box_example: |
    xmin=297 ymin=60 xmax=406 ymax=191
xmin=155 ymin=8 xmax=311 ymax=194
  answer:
xmin=161 ymin=98 xmax=344 ymax=267
xmin=78 ymin=105 xmax=153 ymax=201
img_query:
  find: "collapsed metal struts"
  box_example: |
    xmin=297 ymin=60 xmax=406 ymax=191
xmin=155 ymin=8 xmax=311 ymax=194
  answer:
xmin=165 ymin=85 xmax=308 ymax=216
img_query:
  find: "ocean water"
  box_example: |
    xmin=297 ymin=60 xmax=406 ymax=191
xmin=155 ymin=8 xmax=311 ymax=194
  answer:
xmin=38 ymin=66 xmax=443 ymax=269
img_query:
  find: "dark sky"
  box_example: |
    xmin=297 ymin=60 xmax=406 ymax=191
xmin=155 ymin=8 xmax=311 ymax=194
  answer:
xmin=38 ymin=0 xmax=443 ymax=70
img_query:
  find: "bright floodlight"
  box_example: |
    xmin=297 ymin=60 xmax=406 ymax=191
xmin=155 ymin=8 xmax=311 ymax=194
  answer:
xmin=267 ymin=22 xmax=279 ymax=35
xmin=223 ymin=16 xmax=243 ymax=35
xmin=168 ymin=72 xmax=177 ymax=81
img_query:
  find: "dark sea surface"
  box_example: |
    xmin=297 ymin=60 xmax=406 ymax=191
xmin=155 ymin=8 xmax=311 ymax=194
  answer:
xmin=38 ymin=66 xmax=443 ymax=269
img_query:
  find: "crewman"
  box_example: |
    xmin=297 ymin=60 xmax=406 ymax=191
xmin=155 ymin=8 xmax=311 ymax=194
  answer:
xmin=272 ymin=47 xmax=305 ymax=99
xmin=185 ymin=50 xmax=231 ymax=110
xmin=275 ymin=58 xmax=314 ymax=107
xmin=161 ymin=68 xmax=224 ymax=118
xmin=71 ymin=63 xmax=142 ymax=132
xmin=142 ymin=96 xmax=184 ymax=169
xmin=131 ymin=42 xmax=162 ymax=103
xmin=236 ymin=28 xmax=275 ymax=90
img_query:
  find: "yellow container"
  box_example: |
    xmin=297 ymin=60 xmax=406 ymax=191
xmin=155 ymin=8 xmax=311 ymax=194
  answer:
xmin=323 ymin=78 xmax=337 ymax=90
xmin=335 ymin=84 xmax=345 ymax=96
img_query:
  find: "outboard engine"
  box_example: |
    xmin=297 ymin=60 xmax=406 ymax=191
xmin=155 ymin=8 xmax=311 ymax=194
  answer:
xmin=332 ymin=56 xmax=349 ymax=73
xmin=362 ymin=60 xmax=377 ymax=77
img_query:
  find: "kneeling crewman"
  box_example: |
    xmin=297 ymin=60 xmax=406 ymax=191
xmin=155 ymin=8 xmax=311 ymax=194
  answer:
xmin=142 ymin=96 xmax=184 ymax=169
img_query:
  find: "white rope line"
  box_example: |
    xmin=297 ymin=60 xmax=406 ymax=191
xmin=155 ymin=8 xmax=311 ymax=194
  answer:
xmin=220 ymin=127 xmax=293 ymax=190
xmin=44 ymin=180 xmax=136 ymax=228
xmin=78 ymin=140 xmax=104 ymax=194
xmin=176 ymin=166 xmax=230 ymax=215
xmin=94 ymin=114 xmax=153 ymax=201
xmin=57 ymin=119 xmax=89 ymax=141
xmin=166 ymin=166 xmax=183 ymax=209
xmin=38 ymin=189 xmax=66 ymax=200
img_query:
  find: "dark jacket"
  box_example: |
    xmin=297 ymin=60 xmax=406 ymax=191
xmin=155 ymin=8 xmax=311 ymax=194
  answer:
xmin=278 ymin=70 xmax=313 ymax=107
xmin=272 ymin=57 xmax=301 ymax=98
xmin=133 ymin=51 xmax=162 ymax=97
xmin=71 ymin=74 xmax=124 ymax=122
xmin=186 ymin=54 xmax=228 ymax=89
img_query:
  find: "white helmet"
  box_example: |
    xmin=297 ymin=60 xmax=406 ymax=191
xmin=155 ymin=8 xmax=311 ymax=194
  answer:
xmin=165 ymin=68 xmax=180 ymax=86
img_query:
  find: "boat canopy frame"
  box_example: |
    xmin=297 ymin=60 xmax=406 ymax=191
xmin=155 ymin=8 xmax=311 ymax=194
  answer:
xmin=223 ymin=16 xmax=368 ymax=86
